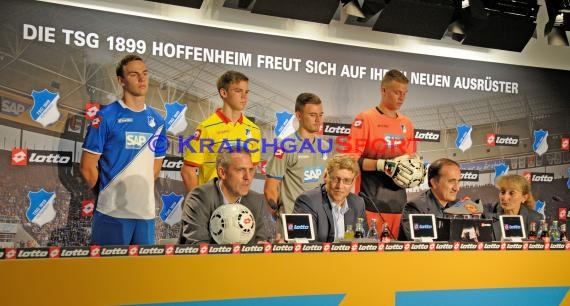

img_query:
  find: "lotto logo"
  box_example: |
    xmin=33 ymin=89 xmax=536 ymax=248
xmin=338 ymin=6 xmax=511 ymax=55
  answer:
xmin=353 ymin=119 xmax=363 ymax=128
xmin=11 ymin=148 xmax=27 ymax=166
xmin=274 ymin=148 xmax=284 ymax=159
xmin=559 ymin=208 xmax=567 ymax=221
xmin=562 ymin=138 xmax=569 ymax=151
xmin=486 ymin=133 xmax=496 ymax=146
xmin=85 ymin=103 xmax=100 ymax=120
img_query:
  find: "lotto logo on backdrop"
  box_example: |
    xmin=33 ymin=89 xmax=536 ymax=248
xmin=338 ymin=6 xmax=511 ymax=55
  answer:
xmin=487 ymin=134 xmax=519 ymax=146
xmin=562 ymin=137 xmax=569 ymax=151
xmin=11 ymin=148 xmax=27 ymax=166
xmin=85 ymin=103 xmax=100 ymax=120
xmin=559 ymin=208 xmax=567 ymax=221
xmin=81 ymin=200 xmax=94 ymax=217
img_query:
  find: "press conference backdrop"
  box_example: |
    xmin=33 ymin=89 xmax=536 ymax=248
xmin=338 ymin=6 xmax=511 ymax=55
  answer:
xmin=0 ymin=0 xmax=569 ymax=248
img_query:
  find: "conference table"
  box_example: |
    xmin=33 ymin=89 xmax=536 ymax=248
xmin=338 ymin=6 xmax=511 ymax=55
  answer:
xmin=1 ymin=241 xmax=569 ymax=306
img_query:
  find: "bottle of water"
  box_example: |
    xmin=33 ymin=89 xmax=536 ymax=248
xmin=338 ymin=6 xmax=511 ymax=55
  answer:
xmin=549 ymin=220 xmax=561 ymax=242
xmin=366 ymin=218 xmax=379 ymax=240
xmin=354 ymin=218 xmax=365 ymax=239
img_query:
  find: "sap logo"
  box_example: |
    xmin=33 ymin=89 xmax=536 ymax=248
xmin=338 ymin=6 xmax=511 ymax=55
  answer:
xmin=384 ymin=135 xmax=404 ymax=147
xmin=414 ymin=129 xmax=440 ymax=142
xmin=125 ymin=132 xmax=151 ymax=149
xmin=303 ymin=167 xmax=323 ymax=183
xmin=1 ymin=99 xmax=28 ymax=116
xmin=531 ymin=173 xmax=554 ymax=182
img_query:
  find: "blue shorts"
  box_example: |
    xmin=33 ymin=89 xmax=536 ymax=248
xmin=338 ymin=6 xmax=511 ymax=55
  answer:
xmin=91 ymin=211 xmax=155 ymax=245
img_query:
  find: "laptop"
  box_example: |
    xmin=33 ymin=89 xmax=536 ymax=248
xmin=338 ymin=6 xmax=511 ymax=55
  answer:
xmin=281 ymin=214 xmax=316 ymax=243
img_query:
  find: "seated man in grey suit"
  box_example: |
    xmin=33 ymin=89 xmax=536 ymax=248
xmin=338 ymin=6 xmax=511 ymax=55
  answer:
xmin=398 ymin=158 xmax=461 ymax=241
xmin=179 ymin=149 xmax=271 ymax=244
xmin=293 ymin=154 xmax=367 ymax=242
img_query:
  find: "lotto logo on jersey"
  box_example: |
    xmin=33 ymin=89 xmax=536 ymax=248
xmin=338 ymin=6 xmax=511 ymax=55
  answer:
xmin=352 ymin=119 xmax=363 ymax=128
xmin=303 ymin=166 xmax=323 ymax=183
xmin=125 ymin=132 xmax=152 ymax=149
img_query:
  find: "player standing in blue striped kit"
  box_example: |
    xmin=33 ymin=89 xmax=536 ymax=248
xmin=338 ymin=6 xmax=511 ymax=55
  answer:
xmin=80 ymin=54 xmax=166 ymax=245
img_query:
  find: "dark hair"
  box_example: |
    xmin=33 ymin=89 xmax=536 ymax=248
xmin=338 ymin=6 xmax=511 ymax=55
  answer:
xmin=427 ymin=158 xmax=460 ymax=188
xmin=216 ymin=70 xmax=249 ymax=91
xmin=116 ymin=54 xmax=144 ymax=77
xmin=294 ymin=93 xmax=322 ymax=112
xmin=381 ymin=69 xmax=409 ymax=87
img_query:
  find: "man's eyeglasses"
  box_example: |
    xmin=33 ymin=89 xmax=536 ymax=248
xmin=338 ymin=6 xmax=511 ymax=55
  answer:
xmin=329 ymin=176 xmax=354 ymax=185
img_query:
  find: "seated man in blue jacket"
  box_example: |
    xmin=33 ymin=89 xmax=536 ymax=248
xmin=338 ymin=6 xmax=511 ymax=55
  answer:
xmin=293 ymin=154 xmax=367 ymax=242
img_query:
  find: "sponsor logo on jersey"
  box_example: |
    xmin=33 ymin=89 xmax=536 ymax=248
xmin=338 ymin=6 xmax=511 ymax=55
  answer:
xmin=117 ymin=117 xmax=133 ymax=123
xmin=414 ymin=129 xmax=441 ymax=142
xmin=352 ymin=118 xmax=363 ymax=128
xmin=1 ymin=97 xmax=29 ymax=116
xmin=460 ymin=170 xmax=479 ymax=182
xmin=85 ymin=103 xmax=100 ymax=120
xmin=125 ymin=132 xmax=152 ymax=149
xmin=532 ymin=129 xmax=548 ymax=156
xmin=11 ymin=148 xmax=27 ymax=166
xmin=303 ymin=166 xmax=323 ymax=183
xmin=91 ymin=115 xmax=101 ymax=128
xmin=455 ymin=124 xmax=473 ymax=152
xmin=384 ymin=134 xmax=404 ymax=148
xmin=323 ymin=122 xmax=351 ymax=136
xmin=274 ymin=148 xmax=284 ymax=159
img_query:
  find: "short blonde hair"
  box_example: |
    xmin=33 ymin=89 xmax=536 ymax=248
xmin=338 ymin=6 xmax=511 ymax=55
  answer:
xmin=496 ymin=174 xmax=536 ymax=209
xmin=326 ymin=154 xmax=359 ymax=178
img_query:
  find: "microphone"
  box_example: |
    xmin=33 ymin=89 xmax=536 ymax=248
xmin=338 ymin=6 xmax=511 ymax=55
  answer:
xmin=552 ymin=195 xmax=564 ymax=202
xmin=358 ymin=192 xmax=396 ymax=240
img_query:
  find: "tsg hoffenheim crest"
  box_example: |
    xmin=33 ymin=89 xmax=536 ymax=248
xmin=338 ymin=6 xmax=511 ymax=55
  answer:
xmin=534 ymin=200 xmax=545 ymax=218
xmin=274 ymin=111 xmax=295 ymax=139
xmin=532 ymin=129 xmax=548 ymax=156
xmin=26 ymin=189 xmax=56 ymax=227
xmin=455 ymin=124 xmax=473 ymax=152
xmin=494 ymin=163 xmax=509 ymax=182
xmin=159 ymin=192 xmax=184 ymax=226
xmin=30 ymin=89 xmax=61 ymax=127
xmin=164 ymin=102 xmax=188 ymax=135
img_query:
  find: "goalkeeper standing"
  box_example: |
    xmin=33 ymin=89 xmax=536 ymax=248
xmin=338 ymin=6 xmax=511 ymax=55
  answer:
xmin=346 ymin=69 xmax=424 ymax=237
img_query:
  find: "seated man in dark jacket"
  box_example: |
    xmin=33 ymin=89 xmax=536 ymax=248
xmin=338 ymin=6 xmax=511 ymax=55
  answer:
xmin=179 ymin=149 xmax=271 ymax=244
xmin=293 ymin=154 xmax=367 ymax=242
xmin=399 ymin=158 xmax=461 ymax=241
